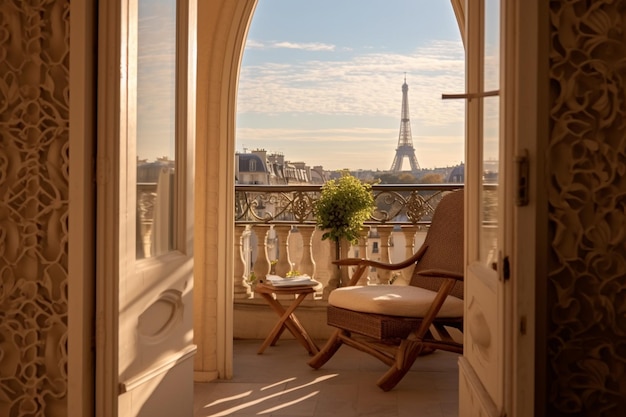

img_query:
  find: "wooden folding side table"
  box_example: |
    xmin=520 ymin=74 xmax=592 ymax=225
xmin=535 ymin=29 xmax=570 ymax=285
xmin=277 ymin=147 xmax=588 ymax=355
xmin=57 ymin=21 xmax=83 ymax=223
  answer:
xmin=254 ymin=282 xmax=320 ymax=356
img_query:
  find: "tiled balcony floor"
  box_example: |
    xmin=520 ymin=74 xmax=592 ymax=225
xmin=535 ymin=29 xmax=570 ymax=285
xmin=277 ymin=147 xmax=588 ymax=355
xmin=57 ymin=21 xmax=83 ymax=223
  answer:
xmin=194 ymin=339 xmax=459 ymax=417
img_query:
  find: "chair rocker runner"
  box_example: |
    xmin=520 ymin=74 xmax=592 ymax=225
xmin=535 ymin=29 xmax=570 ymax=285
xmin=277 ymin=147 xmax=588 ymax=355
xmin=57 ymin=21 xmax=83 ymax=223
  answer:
xmin=308 ymin=189 xmax=464 ymax=391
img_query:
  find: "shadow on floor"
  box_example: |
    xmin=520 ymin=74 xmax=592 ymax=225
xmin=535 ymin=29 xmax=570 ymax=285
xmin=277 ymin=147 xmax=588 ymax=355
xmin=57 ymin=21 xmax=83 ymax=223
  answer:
xmin=194 ymin=339 xmax=459 ymax=417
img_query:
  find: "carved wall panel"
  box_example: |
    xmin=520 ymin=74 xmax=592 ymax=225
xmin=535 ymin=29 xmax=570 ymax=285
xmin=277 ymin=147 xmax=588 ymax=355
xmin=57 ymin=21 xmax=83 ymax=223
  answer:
xmin=0 ymin=1 xmax=69 ymax=416
xmin=548 ymin=0 xmax=626 ymax=415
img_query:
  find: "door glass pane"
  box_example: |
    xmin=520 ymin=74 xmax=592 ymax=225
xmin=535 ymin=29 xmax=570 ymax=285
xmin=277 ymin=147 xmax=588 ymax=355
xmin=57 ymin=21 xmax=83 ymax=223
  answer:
xmin=480 ymin=0 xmax=500 ymax=267
xmin=136 ymin=0 xmax=178 ymax=259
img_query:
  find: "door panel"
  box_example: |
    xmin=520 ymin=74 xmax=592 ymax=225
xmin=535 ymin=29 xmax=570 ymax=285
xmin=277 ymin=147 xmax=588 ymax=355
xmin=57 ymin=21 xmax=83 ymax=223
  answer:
xmin=97 ymin=1 xmax=197 ymax=416
xmin=459 ymin=0 xmax=507 ymax=416
xmin=459 ymin=358 xmax=501 ymax=417
xmin=465 ymin=264 xmax=502 ymax=411
xmin=119 ymin=1 xmax=196 ymax=416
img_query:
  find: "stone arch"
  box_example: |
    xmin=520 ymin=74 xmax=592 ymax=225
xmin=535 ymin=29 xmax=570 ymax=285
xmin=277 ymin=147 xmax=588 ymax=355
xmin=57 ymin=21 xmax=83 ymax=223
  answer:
xmin=194 ymin=0 xmax=258 ymax=380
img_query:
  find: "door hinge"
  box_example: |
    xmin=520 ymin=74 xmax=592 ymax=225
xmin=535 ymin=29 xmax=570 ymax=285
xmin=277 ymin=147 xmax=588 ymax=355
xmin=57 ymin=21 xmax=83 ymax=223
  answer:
xmin=515 ymin=149 xmax=529 ymax=206
xmin=502 ymin=256 xmax=510 ymax=281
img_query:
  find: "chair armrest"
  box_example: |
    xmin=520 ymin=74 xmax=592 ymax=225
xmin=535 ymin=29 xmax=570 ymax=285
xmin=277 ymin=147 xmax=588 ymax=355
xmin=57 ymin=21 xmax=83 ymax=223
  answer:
xmin=333 ymin=257 xmax=370 ymax=266
xmin=332 ymin=244 xmax=429 ymax=271
xmin=418 ymin=268 xmax=464 ymax=281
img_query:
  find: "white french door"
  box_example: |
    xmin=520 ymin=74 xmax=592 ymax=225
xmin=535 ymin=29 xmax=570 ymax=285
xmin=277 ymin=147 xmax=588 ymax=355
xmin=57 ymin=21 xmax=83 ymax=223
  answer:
xmin=97 ymin=1 xmax=197 ymax=416
xmin=459 ymin=0 xmax=512 ymax=416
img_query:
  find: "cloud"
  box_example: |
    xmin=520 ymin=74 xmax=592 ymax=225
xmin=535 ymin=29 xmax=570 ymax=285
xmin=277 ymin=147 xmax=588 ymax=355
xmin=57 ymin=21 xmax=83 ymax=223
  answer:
xmin=238 ymin=126 xmax=395 ymax=142
xmin=237 ymin=40 xmax=465 ymax=128
xmin=273 ymin=41 xmax=336 ymax=51
xmin=245 ymin=40 xmax=336 ymax=51
xmin=244 ymin=39 xmax=266 ymax=49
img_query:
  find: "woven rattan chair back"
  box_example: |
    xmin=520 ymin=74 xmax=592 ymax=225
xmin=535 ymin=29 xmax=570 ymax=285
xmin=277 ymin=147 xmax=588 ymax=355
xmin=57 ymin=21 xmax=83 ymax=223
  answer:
xmin=409 ymin=189 xmax=464 ymax=299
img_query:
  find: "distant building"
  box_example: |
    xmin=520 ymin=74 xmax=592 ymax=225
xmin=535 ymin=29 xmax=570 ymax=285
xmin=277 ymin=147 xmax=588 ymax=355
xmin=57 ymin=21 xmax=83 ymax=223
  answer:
xmin=284 ymin=161 xmax=310 ymax=184
xmin=235 ymin=149 xmax=329 ymax=185
xmin=236 ymin=151 xmax=270 ymax=184
xmin=447 ymin=163 xmax=465 ymax=183
xmin=309 ymin=166 xmax=327 ymax=184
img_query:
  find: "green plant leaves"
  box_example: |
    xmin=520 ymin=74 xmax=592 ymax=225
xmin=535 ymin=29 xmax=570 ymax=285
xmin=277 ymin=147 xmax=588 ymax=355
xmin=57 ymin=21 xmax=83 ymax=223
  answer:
xmin=314 ymin=172 xmax=374 ymax=244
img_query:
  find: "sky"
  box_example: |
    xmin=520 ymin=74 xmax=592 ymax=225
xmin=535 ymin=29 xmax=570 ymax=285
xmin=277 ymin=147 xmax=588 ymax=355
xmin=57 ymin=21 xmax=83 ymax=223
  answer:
xmin=236 ymin=0 xmax=466 ymax=171
xmin=137 ymin=0 xmax=177 ymax=163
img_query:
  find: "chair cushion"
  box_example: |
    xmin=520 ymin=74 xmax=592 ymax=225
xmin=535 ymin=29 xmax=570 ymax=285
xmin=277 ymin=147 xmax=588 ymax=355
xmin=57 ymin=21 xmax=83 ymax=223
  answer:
xmin=328 ymin=285 xmax=463 ymax=318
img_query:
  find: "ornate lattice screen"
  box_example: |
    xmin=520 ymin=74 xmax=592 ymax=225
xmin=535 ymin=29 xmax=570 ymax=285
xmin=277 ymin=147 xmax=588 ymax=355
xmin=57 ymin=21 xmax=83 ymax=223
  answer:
xmin=0 ymin=2 xmax=69 ymax=416
xmin=548 ymin=1 xmax=626 ymax=415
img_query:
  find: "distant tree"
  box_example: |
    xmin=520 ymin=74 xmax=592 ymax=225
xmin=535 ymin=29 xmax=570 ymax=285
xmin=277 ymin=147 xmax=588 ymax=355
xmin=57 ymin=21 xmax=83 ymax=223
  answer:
xmin=374 ymin=173 xmax=393 ymax=184
xmin=418 ymin=173 xmax=444 ymax=184
xmin=375 ymin=172 xmax=418 ymax=184
xmin=397 ymin=173 xmax=417 ymax=183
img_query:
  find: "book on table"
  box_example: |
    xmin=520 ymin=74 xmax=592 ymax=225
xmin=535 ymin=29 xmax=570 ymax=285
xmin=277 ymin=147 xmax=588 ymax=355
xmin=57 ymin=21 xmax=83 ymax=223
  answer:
xmin=264 ymin=274 xmax=317 ymax=287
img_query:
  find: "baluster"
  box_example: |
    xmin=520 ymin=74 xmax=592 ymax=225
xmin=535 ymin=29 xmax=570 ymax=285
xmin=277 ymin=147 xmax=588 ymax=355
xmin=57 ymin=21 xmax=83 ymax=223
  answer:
xmin=377 ymin=226 xmax=393 ymax=284
xmin=273 ymin=225 xmax=292 ymax=277
xmin=297 ymin=225 xmax=316 ymax=278
xmin=414 ymin=225 xmax=428 ymax=250
xmin=233 ymin=225 xmax=251 ymax=299
xmin=312 ymin=229 xmax=333 ymax=299
xmin=296 ymin=225 xmax=320 ymax=299
xmin=252 ymin=224 xmax=271 ymax=281
xmin=398 ymin=225 xmax=418 ymax=285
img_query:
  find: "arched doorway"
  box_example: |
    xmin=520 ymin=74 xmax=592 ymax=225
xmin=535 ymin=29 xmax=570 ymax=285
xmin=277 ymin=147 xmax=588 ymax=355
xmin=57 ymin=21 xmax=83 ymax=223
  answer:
xmin=193 ymin=3 xmax=539 ymax=416
xmin=192 ymin=0 xmax=467 ymax=382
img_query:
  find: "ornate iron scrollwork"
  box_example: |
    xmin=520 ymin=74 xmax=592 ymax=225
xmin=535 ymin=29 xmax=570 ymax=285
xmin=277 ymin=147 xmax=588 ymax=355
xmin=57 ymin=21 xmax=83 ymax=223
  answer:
xmin=235 ymin=185 xmax=460 ymax=227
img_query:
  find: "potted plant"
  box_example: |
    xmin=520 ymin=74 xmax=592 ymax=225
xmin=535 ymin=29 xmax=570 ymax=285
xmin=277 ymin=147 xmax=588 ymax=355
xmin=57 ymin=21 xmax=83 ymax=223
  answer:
xmin=314 ymin=172 xmax=375 ymax=284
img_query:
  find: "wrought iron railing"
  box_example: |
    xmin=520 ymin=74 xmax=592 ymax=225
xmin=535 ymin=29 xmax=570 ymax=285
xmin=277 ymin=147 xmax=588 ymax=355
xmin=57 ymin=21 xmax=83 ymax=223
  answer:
xmin=235 ymin=183 xmax=464 ymax=226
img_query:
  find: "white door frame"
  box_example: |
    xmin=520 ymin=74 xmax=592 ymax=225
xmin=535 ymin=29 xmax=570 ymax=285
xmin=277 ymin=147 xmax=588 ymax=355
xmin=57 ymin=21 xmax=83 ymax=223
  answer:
xmin=437 ymin=0 xmax=542 ymax=415
xmin=95 ymin=0 xmax=124 ymax=415
xmin=507 ymin=1 xmax=549 ymax=415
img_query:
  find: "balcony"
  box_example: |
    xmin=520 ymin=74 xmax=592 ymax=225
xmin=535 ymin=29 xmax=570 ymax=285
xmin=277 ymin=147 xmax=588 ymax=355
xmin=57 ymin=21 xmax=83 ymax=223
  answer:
xmin=232 ymin=183 xmax=466 ymax=340
xmin=193 ymin=183 xmax=482 ymax=416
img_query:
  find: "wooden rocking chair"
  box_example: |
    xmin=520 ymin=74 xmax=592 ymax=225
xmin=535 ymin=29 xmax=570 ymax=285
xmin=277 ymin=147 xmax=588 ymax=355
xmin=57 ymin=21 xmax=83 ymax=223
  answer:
xmin=308 ymin=189 xmax=464 ymax=391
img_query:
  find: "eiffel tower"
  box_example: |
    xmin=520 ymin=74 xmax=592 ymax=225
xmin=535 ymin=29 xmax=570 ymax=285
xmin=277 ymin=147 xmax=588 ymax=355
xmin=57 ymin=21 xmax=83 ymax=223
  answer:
xmin=390 ymin=76 xmax=420 ymax=172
